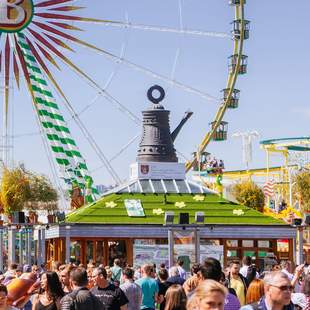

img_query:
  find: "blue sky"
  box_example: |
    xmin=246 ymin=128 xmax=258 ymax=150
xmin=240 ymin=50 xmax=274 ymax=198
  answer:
xmin=5 ymin=0 xmax=310 ymax=187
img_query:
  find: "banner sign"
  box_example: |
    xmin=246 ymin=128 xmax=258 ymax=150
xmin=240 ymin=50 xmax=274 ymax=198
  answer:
xmin=200 ymin=245 xmax=224 ymax=266
xmin=130 ymin=162 xmax=186 ymax=180
xmin=124 ymin=199 xmax=145 ymax=217
xmin=133 ymin=241 xmax=169 ymax=268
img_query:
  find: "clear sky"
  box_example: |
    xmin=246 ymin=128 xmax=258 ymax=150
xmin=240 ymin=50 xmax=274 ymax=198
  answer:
xmin=4 ymin=0 xmax=310 ymax=188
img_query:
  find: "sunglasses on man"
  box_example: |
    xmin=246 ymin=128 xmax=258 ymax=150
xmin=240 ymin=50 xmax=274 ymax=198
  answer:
xmin=270 ymin=284 xmax=294 ymax=291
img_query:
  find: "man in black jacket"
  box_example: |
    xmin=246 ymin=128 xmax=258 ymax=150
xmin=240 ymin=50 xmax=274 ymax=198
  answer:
xmin=60 ymin=268 xmax=104 ymax=310
xmin=227 ymin=260 xmax=248 ymax=306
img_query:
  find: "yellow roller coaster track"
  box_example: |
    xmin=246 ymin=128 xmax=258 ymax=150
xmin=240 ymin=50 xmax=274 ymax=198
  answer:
xmin=186 ymin=0 xmax=246 ymax=172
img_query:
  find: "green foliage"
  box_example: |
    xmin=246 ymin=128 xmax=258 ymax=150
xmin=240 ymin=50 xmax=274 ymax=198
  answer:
xmin=0 ymin=167 xmax=58 ymax=214
xmin=66 ymin=193 xmax=282 ymax=225
xmin=232 ymin=180 xmax=265 ymax=212
xmin=26 ymin=172 xmax=58 ymax=211
xmin=1 ymin=167 xmax=31 ymax=214
xmin=294 ymin=171 xmax=310 ymax=212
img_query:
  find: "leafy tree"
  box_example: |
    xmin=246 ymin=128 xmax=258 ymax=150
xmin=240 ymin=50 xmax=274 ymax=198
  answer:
xmin=0 ymin=167 xmax=58 ymax=215
xmin=294 ymin=171 xmax=310 ymax=212
xmin=0 ymin=167 xmax=31 ymax=214
xmin=25 ymin=172 xmax=58 ymax=212
xmin=232 ymin=180 xmax=265 ymax=212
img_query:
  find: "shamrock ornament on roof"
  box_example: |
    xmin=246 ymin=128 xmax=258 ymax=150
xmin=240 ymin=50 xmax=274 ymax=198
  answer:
xmin=105 ymin=201 xmax=117 ymax=208
xmin=193 ymin=195 xmax=205 ymax=201
xmin=153 ymin=208 xmax=165 ymax=215
xmin=175 ymin=201 xmax=186 ymax=208
xmin=233 ymin=209 xmax=244 ymax=216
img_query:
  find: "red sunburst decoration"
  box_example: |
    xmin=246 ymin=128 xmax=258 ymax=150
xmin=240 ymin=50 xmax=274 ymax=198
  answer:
xmin=0 ymin=0 xmax=111 ymax=120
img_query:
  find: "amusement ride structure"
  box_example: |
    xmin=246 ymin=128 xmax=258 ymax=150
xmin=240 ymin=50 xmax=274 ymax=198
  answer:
xmin=197 ymin=136 xmax=310 ymax=217
xmin=0 ymin=0 xmax=250 ymax=208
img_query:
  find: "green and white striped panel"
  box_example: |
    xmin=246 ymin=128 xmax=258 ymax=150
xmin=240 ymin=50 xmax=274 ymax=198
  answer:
xmin=17 ymin=32 xmax=93 ymax=192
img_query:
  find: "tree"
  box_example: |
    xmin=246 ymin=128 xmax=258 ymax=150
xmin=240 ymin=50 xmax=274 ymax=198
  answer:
xmin=294 ymin=171 xmax=310 ymax=213
xmin=0 ymin=167 xmax=31 ymax=214
xmin=232 ymin=180 xmax=265 ymax=212
xmin=0 ymin=167 xmax=58 ymax=215
xmin=25 ymin=172 xmax=58 ymax=212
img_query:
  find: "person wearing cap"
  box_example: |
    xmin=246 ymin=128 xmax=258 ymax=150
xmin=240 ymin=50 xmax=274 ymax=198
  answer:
xmin=23 ymin=265 xmax=32 ymax=274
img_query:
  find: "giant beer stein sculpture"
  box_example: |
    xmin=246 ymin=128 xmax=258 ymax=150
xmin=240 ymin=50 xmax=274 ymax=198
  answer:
xmin=7 ymin=273 xmax=39 ymax=306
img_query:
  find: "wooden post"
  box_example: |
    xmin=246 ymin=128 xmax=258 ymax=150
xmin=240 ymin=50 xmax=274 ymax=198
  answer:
xmin=65 ymin=226 xmax=71 ymax=264
xmin=126 ymin=239 xmax=133 ymax=266
xmin=104 ymin=240 xmax=109 ymax=266
xmin=223 ymin=239 xmax=227 ymax=267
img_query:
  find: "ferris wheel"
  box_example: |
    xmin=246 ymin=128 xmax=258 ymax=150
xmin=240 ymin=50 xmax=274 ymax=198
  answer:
xmin=0 ymin=0 xmax=249 ymax=203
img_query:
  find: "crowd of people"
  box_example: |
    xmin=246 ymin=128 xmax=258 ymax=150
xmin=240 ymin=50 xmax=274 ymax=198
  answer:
xmin=0 ymin=256 xmax=309 ymax=310
xmin=193 ymin=154 xmax=225 ymax=174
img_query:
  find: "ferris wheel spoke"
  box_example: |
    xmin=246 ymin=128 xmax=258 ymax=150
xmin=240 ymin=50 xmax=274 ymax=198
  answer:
xmin=72 ymin=40 xmax=129 ymax=120
xmin=97 ymin=21 xmax=231 ymax=39
xmin=109 ymin=133 xmax=140 ymax=163
xmin=18 ymin=33 xmax=123 ymax=184
xmin=30 ymin=21 xmax=219 ymax=103
xmin=24 ymin=29 xmax=142 ymax=125
xmin=176 ymin=150 xmax=190 ymax=162
xmin=35 ymin=0 xmax=73 ymax=8
xmin=93 ymin=49 xmax=219 ymax=102
xmin=33 ymin=8 xmax=231 ymax=39
xmin=90 ymin=132 xmax=141 ymax=174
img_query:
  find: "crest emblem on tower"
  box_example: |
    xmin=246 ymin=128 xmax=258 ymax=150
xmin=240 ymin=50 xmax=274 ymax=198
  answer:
xmin=140 ymin=165 xmax=149 ymax=175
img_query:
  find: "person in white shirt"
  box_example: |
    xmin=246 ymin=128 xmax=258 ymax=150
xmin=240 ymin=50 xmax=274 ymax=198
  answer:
xmin=280 ymin=260 xmax=294 ymax=281
xmin=240 ymin=256 xmax=252 ymax=278
xmin=169 ymin=259 xmax=186 ymax=280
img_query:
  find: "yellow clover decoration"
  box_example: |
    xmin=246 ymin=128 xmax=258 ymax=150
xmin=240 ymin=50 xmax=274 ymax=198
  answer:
xmin=105 ymin=201 xmax=117 ymax=208
xmin=175 ymin=201 xmax=186 ymax=208
xmin=233 ymin=209 xmax=244 ymax=216
xmin=153 ymin=208 xmax=165 ymax=215
xmin=193 ymin=195 xmax=205 ymax=202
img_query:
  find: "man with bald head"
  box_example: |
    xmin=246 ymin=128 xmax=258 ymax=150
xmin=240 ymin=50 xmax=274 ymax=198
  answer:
xmin=241 ymin=271 xmax=294 ymax=310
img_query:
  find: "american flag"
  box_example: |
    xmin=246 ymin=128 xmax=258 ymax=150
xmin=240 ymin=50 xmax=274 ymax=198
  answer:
xmin=263 ymin=179 xmax=275 ymax=197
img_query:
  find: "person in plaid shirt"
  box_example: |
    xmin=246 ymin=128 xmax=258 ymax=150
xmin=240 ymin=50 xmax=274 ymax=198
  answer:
xmin=120 ymin=268 xmax=142 ymax=310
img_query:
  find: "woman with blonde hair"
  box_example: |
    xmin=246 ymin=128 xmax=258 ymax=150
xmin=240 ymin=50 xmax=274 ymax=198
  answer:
xmin=245 ymin=279 xmax=264 ymax=304
xmin=164 ymin=284 xmax=186 ymax=310
xmin=187 ymin=279 xmax=228 ymax=310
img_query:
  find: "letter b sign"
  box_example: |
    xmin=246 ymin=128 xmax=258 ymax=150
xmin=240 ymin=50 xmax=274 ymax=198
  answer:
xmin=0 ymin=0 xmax=33 ymax=33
